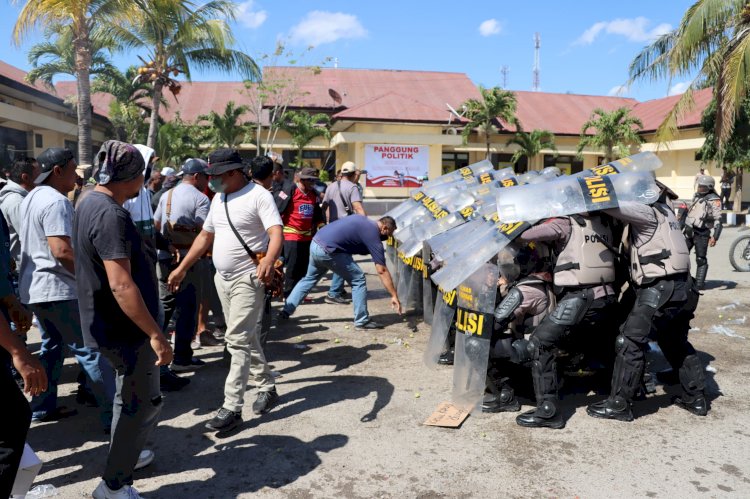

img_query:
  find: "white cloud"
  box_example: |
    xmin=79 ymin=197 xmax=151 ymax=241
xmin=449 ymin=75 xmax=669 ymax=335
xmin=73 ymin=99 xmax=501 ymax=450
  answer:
xmin=236 ymin=1 xmax=267 ymax=29
xmin=668 ymin=81 xmax=690 ymax=96
xmin=479 ymin=19 xmax=501 ymax=37
xmin=608 ymin=85 xmax=630 ymax=97
xmin=575 ymin=17 xmax=672 ymax=45
xmin=289 ymin=11 xmax=367 ymax=47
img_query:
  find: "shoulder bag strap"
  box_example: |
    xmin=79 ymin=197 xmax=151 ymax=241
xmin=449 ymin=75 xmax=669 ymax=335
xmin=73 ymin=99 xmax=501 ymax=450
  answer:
xmin=337 ymin=180 xmax=352 ymax=214
xmin=223 ymin=193 xmax=259 ymax=265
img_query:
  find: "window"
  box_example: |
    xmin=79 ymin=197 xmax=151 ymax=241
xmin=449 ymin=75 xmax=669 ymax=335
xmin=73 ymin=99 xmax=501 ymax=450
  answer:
xmin=35 ymin=134 xmax=43 ymax=148
xmin=0 ymin=126 xmax=29 ymax=172
xmin=442 ymin=152 xmax=469 ymax=174
xmin=544 ymin=154 xmax=583 ymax=175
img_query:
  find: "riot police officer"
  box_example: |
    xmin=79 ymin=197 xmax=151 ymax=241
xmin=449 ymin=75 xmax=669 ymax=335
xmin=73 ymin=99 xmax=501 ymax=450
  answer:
xmin=587 ymin=183 xmax=707 ymax=421
xmin=483 ymin=242 xmax=555 ymax=413
xmin=684 ymin=175 xmax=722 ymax=289
xmin=514 ymin=213 xmax=619 ymax=429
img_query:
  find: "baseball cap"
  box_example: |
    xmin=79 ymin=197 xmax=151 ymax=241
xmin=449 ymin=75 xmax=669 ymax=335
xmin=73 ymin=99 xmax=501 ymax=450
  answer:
xmin=160 ymin=166 xmax=176 ymax=177
xmin=178 ymin=158 xmax=208 ymax=176
xmin=36 ymin=147 xmax=75 ymax=184
xmin=340 ymin=161 xmax=358 ymax=174
xmin=298 ymin=167 xmax=319 ymax=180
xmin=206 ymin=148 xmax=245 ymax=176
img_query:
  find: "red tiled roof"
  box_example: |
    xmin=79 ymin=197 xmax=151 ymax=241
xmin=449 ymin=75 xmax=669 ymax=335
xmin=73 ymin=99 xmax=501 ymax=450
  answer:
xmin=55 ymin=81 xmax=112 ymax=117
xmin=332 ymin=91 xmax=457 ymax=123
xmin=0 ymin=60 xmax=57 ymax=95
xmin=631 ymin=87 xmax=713 ymax=132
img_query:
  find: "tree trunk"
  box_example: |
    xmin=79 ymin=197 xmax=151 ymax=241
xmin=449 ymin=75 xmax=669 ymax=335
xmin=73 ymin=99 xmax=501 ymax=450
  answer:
xmin=733 ymin=171 xmax=743 ymax=213
xmin=485 ymin=137 xmax=491 ymax=162
xmin=147 ymin=81 xmax=164 ymax=150
xmin=74 ymin=32 xmax=93 ymax=166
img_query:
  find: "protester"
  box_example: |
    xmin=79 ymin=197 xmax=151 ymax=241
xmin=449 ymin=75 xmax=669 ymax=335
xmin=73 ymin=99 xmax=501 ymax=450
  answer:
xmin=154 ymin=158 xmax=212 ymax=370
xmin=151 ymin=166 xmax=177 ymax=212
xmin=147 ymin=169 xmax=164 ymax=198
xmin=168 ymin=148 xmax=282 ymax=433
xmin=280 ymin=214 xmax=402 ymax=329
xmin=720 ymin=167 xmax=734 ymax=210
xmin=75 ymin=140 xmax=173 ymax=499
xmin=0 ymin=157 xmax=40 ymax=270
xmin=19 ymin=147 xmax=115 ymax=427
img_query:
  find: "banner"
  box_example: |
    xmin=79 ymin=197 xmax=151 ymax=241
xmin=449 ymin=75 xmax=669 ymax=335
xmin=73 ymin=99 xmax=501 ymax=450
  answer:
xmin=365 ymin=144 xmax=429 ymax=188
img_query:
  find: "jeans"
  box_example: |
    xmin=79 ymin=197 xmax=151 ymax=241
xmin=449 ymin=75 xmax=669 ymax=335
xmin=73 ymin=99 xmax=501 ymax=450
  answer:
xmin=328 ymin=272 xmax=346 ymax=298
xmin=157 ymin=259 xmax=204 ymax=364
xmin=29 ymin=300 xmax=115 ymax=427
xmin=284 ymin=241 xmax=370 ymax=326
xmin=0 ymin=351 xmax=31 ymax=498
xmin=99 ymin=341 xmax=162 ymax=490
xmin=214 ymin=272 xmax=274 ymax=413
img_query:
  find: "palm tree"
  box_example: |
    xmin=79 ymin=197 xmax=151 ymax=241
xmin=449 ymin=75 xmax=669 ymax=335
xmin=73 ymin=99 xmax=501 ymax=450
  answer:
xmin=13 ymin=0 xmax=138 ymax=166
xmin=198 ymin=101 xmax=252 ymax=148
xmin=506 ymin=126 xmax=557 ymax=170
xmin=461 ymin=86 xmax=517 ymax=160
xmin=628 ymin=0 xmax=750 ymax=147
xmin=277 ymin=111 xmax=331 ymax=166
xmin=577 ymin=107 xmax=644 ymax=163
xmin=92 ymin=66 xmax=165 ymax=114
xmin=110 ymin=0 xmax=261 ymax=149
xmin=26 ymin=25 xmax=117 ymax=91
xmin=154 ymin=113 xmax=200 ymax=167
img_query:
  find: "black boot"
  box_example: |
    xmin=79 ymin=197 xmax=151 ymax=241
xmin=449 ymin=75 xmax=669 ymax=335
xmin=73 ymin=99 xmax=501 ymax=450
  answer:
xmin=674 ymin=354 xmax=708 ymax=416
xmin=586 ymin=395 xmax=634 ymax=422
xmin=482 ymin=378 xmax=520 ymax=413
xmin=515 ymin=399 xmax=564 ymax=429
xmin=695 ymin=265 xmax=708 ymax=290
xmin=437 ymin=349 xmax=454 ymax=365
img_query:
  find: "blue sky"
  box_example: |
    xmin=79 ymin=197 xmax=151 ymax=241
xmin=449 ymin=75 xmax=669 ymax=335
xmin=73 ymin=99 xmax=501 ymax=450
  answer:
xmin=1 ymin=1 xmax=695 ymax=102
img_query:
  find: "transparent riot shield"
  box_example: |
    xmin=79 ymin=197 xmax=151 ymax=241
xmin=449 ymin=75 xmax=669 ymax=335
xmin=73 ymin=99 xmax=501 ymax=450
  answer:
xmin=385 ymin=236 xmax=399 ymax=284
xmin=496 ymin=171 xmax=659 ymax=224
xmin=422 ymin=242 xmax=434 ymax=325
xmin=423 ymin=285 xmax=458 ymax=368
xmin=451 ymin=261 xmax=499 ymax=412
xmin=396 ymin=252 xmax=421 ymax=312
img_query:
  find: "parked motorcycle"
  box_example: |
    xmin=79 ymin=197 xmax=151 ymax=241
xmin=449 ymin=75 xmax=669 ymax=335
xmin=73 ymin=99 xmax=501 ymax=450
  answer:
xmin=729 ymin=227 xmax=750 ymax=272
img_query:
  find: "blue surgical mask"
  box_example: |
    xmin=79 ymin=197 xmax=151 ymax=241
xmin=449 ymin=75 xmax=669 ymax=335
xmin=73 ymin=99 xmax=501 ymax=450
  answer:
xmin=208 ymin=177 xmax=225 ymax=193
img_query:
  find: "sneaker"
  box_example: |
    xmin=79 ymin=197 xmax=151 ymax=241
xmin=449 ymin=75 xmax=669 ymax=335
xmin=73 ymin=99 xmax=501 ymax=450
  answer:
xmin=205 ymin=407 xmax=242 ymax=432
xmin=354 ymin=321 xmax=384 ymax=331
xmin=171 ymin=358 xmax=206 ymax=372
xmin=134 ymin=449 xmax=154 ymax=471
xmin=190 ymin=339 xmax=202 ymax=350
xmin=31 ymin=406 xmax=78 ymax=423
xmin=160 ymin=369 xmax=190 ymax=392
xmin=277 ymin=310 xmax=290 ymax=321
xmin=252 ymin=388 xmax=279 ymax=415
xmin=93 ymin=480 xmax=144 ymax=498
xmin=199 ymin=331 xmax=224 ymax=347
xmin=324 ymin=295 xmax=351 ymax=305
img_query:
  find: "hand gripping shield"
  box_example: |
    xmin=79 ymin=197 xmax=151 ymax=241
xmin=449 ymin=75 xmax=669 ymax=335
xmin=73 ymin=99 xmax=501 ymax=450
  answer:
xmin=451 ymin=261 xmax=499 ymax=412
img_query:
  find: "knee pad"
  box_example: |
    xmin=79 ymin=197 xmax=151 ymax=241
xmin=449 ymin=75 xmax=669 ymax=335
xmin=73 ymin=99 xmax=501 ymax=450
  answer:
xmin=527 ymin=338 xmax=540 ymax=360
xmin=512 ymin=338 xmax=533 ymax=364
xmin=696 ymin=256 xmax=708 ymax=268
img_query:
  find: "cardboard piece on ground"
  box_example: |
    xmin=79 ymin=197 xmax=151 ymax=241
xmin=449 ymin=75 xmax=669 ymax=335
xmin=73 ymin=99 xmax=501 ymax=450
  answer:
xmin=11 ymin=444 xmax=43 ymax=496
xmin=423 ymin=401 xmax=470 ymax=428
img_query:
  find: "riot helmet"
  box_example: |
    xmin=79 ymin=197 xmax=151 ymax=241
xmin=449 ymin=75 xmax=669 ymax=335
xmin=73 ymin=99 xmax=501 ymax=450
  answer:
xmin=696 ymin=174 xmax=715 ymax=194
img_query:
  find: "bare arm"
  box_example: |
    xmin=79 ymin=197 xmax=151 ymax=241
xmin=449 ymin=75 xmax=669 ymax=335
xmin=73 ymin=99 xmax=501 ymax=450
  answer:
xmin=167 ymin=230 xmax=215 ymax=292
xmin=375 ymin=263 xmax=402 ymax=314
xmin=47 ymin=235 xmax=75 ymax=275
xmin=352 ymin=201 xmax=366 ymax=216
xmin=104 ymin=258 xmax=173 ymax=365
xmin=257 ymin=225 xmax=283 ymax=283
xmin=0 ymin=312 xmax=46 ymax=395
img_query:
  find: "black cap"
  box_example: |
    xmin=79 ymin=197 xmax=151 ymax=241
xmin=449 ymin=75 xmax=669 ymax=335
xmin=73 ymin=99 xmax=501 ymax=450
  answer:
xmin=298 ymin=167 xmax=319 ymax=180
xmin=179 ymin=158 xmax=208 ymax=176
xmin=206 ymin=149 xmax=245 ymax=176
xmin=36 ymin=147 xmax=75 ymax=184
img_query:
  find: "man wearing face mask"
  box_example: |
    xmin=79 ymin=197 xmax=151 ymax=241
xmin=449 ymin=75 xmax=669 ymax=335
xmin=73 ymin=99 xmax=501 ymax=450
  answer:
xmin=154 ymin=159 xmax=211 ymax=371
xmin=167 ymin=149 xmax=283 ymax=433
xmin=279 ymin=214 xmax=402 ymax=329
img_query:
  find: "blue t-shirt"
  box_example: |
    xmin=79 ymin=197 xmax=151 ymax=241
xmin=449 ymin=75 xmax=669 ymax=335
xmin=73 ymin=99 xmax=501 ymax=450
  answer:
xmin=313 ymin=215 xmax=386 ymax=266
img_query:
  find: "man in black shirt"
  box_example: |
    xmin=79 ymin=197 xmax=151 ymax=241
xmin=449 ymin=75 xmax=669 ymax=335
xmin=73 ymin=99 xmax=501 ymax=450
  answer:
xmin=75 ymin=140 xmax=173 ymax=499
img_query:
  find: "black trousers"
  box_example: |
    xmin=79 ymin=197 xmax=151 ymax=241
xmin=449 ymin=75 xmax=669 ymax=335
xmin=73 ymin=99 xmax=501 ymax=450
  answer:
xmin=721 ymin=188 xmax=731 ymax=209
xmin=611 ymin=275 xmax=700 ymax=401
xmin=283 ymin=240 xmax=311 ymax=297
xmin=0 ymin=352 xmax=31 ymax=497
xmin=686 ymin=228 xmax=710 ymax=269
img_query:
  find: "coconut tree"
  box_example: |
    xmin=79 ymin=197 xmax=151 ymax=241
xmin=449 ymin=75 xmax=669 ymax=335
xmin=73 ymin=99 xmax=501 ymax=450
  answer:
xmin=110 ymin=0 xmax=261 ymax=149
xmin=92 ymin=65 xmax=165 ymax=113
xmin=461 ymin=86 xmax=517 ymax=160
xmin=628 ymin=0 xmax=750 ymax=147
xmin=506 ymin=125 xmax=557 ymax=170
xmin=154 ymin=113 xmax=200 ymax=167
xmin=577 ymin=107 xmax=644 ymax=163
xmin=277 ymin=111 xmax=331 ymax=167
xmin=198 ymin=101 xmax=252 ymax=148
xmin=26 ymin=25 xmax=117 ymax=91
xmin=13 ymin=0 xmax=138 ymax=166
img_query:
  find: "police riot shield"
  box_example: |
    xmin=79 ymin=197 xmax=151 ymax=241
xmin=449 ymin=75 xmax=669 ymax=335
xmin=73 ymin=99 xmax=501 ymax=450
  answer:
xmin=396 ymin=251 xmax=422 ymax=312
xmin=423 ymin=285 xmax=457 ymax=367
xmin=422 ymin=242 xmax=434 ymax=325
xmin=385 ymin=236 xmax=399 ymax=284
xmin=451 ymin=261 xmax=499 ymax=412
xmin=496 ymin=171 xmax=659 ymax=224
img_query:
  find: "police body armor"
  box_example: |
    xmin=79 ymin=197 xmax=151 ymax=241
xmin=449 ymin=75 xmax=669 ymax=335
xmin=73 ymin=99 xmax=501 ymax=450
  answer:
xmin=629 ymin=203 xmax=691 ymax=286
xmin=685 ymin=192 xmax=721 ymax=230
xmin=553 ymin=214 xmax=615 ymax=287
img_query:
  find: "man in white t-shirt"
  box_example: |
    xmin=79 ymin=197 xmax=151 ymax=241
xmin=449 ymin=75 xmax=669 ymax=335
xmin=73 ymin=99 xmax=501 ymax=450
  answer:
xmin=167 ymin=149 xmax=282 ymax=433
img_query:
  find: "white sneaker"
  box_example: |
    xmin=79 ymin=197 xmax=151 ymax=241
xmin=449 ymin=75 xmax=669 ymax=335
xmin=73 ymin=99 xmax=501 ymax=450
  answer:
xmin=92 ymin=480 xmax=144 ymax=498
xmin=190 ymin=338 xmax=202 ymax=350
xmin=134 ymin=449 xmax=154 ymax=471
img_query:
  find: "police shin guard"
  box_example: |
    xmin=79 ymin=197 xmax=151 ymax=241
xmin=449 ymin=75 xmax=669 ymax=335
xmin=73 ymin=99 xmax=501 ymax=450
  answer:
xmin=482 ymin=376 xmax=520 ymax=413
xmin=695 ymin=265 xmax=708 ymax=290
xmin=586 ymin=335 xmax=637 ymax=422
xmin=516 ymin=341 xmax=564 ymax=429
xmin=673 ymin=354 xmax=708 ymax=416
